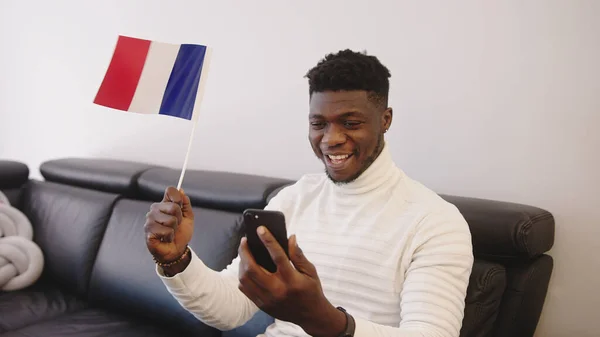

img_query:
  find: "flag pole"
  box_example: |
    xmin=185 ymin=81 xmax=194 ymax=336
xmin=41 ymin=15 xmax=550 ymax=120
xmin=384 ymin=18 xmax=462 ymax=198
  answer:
xmin=176 ymin=47 xmax=213 ymax=191
xmin=176 ymin=117 xmax=199 ymax=190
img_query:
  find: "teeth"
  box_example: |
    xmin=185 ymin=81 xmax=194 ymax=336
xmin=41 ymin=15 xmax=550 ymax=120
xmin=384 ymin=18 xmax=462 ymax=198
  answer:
xmin=328 ymin=154 xmax=350 ymax=160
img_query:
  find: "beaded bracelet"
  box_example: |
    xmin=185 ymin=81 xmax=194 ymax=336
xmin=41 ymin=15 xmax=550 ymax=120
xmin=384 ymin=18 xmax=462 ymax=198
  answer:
xmin=153 ymin=246 xmax=190 ymax=267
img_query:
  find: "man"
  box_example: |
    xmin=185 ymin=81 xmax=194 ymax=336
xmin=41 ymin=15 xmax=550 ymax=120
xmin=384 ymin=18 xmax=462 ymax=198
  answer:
xmin=144 ymin=49 xmax=474 ymax=337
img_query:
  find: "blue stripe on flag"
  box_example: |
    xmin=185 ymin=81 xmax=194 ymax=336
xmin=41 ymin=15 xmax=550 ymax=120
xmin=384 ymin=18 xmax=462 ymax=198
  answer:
xmin=159 ymin=44 xmax=207 ymax=120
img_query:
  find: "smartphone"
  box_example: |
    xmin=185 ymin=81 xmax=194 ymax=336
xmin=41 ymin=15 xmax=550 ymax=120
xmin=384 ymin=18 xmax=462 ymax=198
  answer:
xmin=242 ymin=208 xmax=289 ymax=273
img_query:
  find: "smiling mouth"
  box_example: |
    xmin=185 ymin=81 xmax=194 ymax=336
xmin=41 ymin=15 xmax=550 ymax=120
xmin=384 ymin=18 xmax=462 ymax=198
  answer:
xmin=324 ymin=153 xmax=353 ymax=169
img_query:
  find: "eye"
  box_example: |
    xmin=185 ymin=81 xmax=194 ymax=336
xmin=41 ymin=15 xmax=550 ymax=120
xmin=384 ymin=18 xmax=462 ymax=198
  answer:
xmin=343 ymin=121 xmax=362 ymax=129
xmin=310 ymin=122 xmax=326 ymax=130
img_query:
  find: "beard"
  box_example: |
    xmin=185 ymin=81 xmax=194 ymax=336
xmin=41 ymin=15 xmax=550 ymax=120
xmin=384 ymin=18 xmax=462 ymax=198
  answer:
xmin=325 ymin=135 xmax=384 ymax=185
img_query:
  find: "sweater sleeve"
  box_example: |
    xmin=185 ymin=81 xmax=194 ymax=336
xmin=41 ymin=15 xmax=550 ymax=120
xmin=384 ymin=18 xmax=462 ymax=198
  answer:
xmin=156 ymin=185 xmax=295 ymax=331
xmin=354 ymin=208 xmax=474 ymax=337
xmin=157 ymin=249 xmax=256 ymax=330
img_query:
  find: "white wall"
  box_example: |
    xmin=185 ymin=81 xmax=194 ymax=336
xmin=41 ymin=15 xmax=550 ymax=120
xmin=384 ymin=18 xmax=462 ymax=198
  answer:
xmin=1 ymin=0 xmax=598 ymax=336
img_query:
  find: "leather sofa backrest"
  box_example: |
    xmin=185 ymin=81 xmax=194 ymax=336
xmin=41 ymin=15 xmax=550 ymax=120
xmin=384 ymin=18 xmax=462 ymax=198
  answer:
xmin=86 ymin=199 xmax=240 ymax=337
xmin=21 ymin=180 xmax=119 ymax=297
xmin=137 ymin=167 xmax=293 ymax=212
xmin=39 ymin=158 xmax=157 ymax=197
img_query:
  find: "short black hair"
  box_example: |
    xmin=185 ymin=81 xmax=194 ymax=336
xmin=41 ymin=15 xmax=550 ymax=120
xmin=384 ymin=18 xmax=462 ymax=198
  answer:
xmin=305 ymin=49 xmax=391 ymax=108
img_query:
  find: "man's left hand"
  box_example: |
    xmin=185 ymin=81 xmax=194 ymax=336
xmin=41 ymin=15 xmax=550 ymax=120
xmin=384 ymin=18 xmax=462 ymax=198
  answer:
xmin=238 ymin=226 xmax=347 ymax=337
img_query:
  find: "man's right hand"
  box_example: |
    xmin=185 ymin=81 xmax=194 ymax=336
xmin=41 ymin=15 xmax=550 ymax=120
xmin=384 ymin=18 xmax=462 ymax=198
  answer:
xmin=144 ymin=187 xmax=194 ymax=271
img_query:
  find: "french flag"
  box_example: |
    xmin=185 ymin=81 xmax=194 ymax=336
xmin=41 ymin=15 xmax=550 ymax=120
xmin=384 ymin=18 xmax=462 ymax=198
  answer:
xmin=94 ymin=35 xmax=211 ymax=120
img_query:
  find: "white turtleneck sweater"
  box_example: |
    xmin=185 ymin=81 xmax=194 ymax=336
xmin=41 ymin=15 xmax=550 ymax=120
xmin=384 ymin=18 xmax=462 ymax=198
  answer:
xmin=157 ymin=143 xmax=474 ymax=337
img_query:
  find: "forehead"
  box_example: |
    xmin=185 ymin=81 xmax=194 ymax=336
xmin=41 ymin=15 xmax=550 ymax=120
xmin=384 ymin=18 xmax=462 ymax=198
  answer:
xmin=309 ymin=91 xmax=376 ymax=118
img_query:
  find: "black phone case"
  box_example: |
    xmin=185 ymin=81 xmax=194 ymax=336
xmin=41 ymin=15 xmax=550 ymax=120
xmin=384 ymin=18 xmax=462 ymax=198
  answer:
xmin=242 ymin=209 xmax=289 ymax=273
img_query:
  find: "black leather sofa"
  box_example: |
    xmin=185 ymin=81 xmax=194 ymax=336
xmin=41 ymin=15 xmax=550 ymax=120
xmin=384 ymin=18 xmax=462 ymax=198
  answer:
xmin=0 ymin=158 xmax=555 ymax=337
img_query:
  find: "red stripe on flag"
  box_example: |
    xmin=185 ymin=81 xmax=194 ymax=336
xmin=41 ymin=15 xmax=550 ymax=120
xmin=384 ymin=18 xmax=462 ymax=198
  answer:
xmin=94 ymin=36 xmax=151 ymax=111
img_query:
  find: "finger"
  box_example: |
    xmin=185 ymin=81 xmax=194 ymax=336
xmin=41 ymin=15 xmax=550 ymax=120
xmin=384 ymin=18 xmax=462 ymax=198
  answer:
xmin=238 ymin=237 xmax=271 ymax=286
xmin=238 ymin=237 xmax=284 ymax=296
xmin=179 ymin=188 xmax=194 ymax=220
xmin=151 ymin=202 xmax=183 ymax=226
xmin=238 ymin=237 xmax=281 ymax=307
xmin=163 ymin=186 xmax=183 ymax=205
xmin=237 ymin=240 xmax=269 ymax=307
xmin=288 ymin=235 xmax=318 ymax=277
xmin=144 ymin=221 xmax=175 ymax=244
xmin=147 ymin=209 xmax=178 ymax=228
xmin=239 ymin=237 xmax=288 ymax=304
xmin=257 ymin=226 xmax=294 ymax=279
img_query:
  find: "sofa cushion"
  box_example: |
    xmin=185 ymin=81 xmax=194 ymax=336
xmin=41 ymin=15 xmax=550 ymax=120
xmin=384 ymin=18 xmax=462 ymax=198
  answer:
xmin=460 ymin=259 xmax=506 ymax=337
xmin=0 ymin=308 xmax=188 ymax=337
xmin=22 ymin=181 xmax=119 ymax=296
xmin=87 ymin=198 xmax=241 ymax=337
xmin=441 ymin=195 xmax=554 ymax=261
xmin=137 ymin=167 xmax=293 ymax=212
xmin=0 ymin=278 xmax=87 ymax=333
xmin=39 ymin=158 xmax=156 ymax=196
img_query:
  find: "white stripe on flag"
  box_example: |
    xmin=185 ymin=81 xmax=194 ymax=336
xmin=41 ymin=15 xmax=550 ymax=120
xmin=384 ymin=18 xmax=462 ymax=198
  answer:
xmin=128 ymin=41 xmax=180 ymax=114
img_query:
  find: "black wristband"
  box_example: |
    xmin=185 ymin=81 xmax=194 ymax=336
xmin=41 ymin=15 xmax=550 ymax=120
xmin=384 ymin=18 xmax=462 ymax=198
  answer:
xmin=336 ymin=307 xmax=356 ymax=337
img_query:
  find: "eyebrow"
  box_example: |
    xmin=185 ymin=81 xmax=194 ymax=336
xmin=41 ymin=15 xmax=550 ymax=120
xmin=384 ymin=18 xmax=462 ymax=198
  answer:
xmin=309 ymin=111 xmax=366 ymax=119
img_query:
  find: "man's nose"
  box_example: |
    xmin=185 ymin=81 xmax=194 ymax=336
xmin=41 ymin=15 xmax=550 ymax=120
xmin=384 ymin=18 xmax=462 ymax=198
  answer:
xmin=321 ymin=126 xmax=346 ymax=147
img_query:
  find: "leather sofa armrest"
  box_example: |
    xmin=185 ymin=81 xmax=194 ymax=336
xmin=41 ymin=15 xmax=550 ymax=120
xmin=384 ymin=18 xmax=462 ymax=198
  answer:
xmin=0 ymin=160 xmax=29 ymax=208
xmin=0 ymin=160 xmax=29 ymax=190
xmin=441 ymin=194 xmax=555 ymax=261
xmin=460 ymin=259 xmax=507 ymax=337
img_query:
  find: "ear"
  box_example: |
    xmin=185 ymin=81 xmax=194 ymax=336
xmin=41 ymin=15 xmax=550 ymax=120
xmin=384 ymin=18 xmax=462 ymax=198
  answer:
xmin=382 ymin=107 xmax=393 ymax=132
